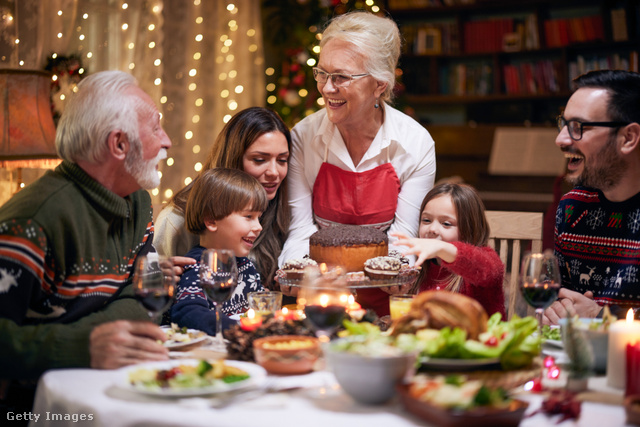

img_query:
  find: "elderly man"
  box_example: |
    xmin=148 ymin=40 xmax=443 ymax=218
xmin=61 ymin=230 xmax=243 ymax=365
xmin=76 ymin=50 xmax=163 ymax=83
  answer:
xmin=544 ymin=70 xmax=640 ymax=324
xmin=0 ymin=71 xmax=191 ymax=412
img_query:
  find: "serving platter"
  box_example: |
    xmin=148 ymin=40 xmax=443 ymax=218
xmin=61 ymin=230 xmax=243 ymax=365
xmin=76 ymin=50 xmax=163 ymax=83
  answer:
xmin=419 ymin=357 xmax=502 ymax=372
xmin=397 ymin=384 xmax=529 ymax=427
xmin=277 ymin=272 xmax=419 ymax=289
xmin=120 ymin=359 xmax=267 ymax=397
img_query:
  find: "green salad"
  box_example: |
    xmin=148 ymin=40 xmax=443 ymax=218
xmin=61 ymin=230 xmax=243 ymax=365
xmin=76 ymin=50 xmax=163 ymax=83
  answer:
xmin=341 ymin=312 xmax=540 ymax=370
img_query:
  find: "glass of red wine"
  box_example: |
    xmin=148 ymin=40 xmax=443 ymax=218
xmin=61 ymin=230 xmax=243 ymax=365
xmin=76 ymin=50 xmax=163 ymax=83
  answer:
xmin=521 ymin=250 xmax=562 ymax=337
xmin=199 ymin=249 xmax=238 ymax=351
xmin=298 ymin=265 xmax=350 ymax=343
xmin=132 ymin=253 xmax=176 ymax=321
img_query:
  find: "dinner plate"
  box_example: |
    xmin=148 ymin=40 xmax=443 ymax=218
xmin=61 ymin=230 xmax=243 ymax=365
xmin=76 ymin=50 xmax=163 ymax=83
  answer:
xmin=419 ymin=357 xmax=501 ymax=372
xmin=160 ymin=326 xmax=208 ymax=350
xmin=544 ymin=339 xmax=563 ymax=348
xmin=120 ymin=359 xmax=267 ymax=397
xmin=397 ymin=384 xmax=528 ymax=427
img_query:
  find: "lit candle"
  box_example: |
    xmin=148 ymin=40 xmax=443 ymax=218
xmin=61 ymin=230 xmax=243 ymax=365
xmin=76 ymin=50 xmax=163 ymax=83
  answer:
xmin=240 ymin=309 xmax=263 ymax=332
xmin=607 ymin=309 xmax=640 ymax=388
xmin=626 ymin=342 xmax=640 ymax=396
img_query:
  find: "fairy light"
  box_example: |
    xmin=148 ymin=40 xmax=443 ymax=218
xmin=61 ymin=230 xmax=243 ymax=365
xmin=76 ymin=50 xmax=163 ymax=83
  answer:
xmin=192 ymin=144 xmax=201 ymax=153
xmin=192 ymin=115 xmax=200 ymax=123
xmin=194 ymin=163 xmax=203 ymax=172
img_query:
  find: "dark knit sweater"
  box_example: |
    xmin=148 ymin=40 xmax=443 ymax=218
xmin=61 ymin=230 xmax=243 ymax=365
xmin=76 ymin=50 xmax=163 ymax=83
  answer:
xmin=0 ymin=161 xmax=152 ymax=379
xmin=554 ymin=186 xmax=640 ymax=308
xmin=418 ymin=241 xmax=506 ymax=318
xmin=170 ymin=245 xmax=265 ymax=335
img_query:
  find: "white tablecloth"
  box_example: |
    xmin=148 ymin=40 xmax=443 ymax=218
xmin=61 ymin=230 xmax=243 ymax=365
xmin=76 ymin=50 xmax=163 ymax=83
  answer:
xmin=26 ymin=364 xmax=634 ymax=427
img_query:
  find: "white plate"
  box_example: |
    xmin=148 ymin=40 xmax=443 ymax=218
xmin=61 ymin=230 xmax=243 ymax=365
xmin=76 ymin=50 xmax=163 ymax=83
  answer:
xmin=420 ymin=357 xmax=501 ymax=371
xmin=161 ymin=326 xmax=208 ymax=350
xmin=120 ymin=359 xmax=267 ymax=397
xmin=544 ymin=339 xmax=563 ymax=348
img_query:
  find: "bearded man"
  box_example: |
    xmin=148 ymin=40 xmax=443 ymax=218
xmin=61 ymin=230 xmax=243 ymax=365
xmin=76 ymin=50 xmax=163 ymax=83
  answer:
xmin=544 ymin=70 xmax=640 ymax=324
xmin=0 ymin=71 xmax=193 ymax=414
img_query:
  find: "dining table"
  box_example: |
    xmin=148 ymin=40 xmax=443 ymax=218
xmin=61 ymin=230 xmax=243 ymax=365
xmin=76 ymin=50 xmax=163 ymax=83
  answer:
xmin=27 ymin=341 xmax=634 ymax=427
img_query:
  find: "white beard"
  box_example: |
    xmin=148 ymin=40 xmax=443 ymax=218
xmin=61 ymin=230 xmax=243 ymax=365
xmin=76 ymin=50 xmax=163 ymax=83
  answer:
xmin=125 ymin=144 xmax=166 ymax=190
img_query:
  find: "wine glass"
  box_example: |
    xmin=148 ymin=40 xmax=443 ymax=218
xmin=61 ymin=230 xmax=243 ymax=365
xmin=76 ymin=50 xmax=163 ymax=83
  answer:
xmin=132 ymin=253 xmax=176 ymax=321
xmin=298 ymin=265 xmax=350 ymax=343
xmin=199 ymin=249 xmax=238 ymax=351
xmin=520 ymin=250 xmax=562 ymax=337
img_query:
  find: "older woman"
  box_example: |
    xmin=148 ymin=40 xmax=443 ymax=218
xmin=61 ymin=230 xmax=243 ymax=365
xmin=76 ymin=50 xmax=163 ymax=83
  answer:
xmin=278 ymin=12 xmax=436 ymax=316
xmin=155 ymin=107 xmax=291 ymax=290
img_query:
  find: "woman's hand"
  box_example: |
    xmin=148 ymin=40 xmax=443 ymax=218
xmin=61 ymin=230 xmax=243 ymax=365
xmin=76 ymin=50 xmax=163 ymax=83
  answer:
xmin=390 ymin=232 xmax=457 ymax=267
xmin=543 ymin=289 xmax=600 ymax=325
xmin=169 ymin=256 xmax=197 ymax=277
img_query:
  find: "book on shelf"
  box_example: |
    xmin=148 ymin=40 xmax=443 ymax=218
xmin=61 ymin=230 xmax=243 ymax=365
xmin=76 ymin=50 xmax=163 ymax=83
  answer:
xmin=611 ymin=9 xmax=628 ymax=42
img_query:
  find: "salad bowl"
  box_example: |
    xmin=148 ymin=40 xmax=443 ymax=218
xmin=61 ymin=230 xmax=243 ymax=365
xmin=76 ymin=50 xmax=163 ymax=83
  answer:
xmin=325 ymin=336 xmax=416 ymax=404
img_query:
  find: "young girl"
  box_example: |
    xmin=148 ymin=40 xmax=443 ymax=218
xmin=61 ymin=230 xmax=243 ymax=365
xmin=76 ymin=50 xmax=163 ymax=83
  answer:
xmin=393 ymin=183 xmax=506 ymax=317
xmin=170 ymin=168 xmax=268 ymax=334
xmin=155 ymin=107 xmax=291 ymax=290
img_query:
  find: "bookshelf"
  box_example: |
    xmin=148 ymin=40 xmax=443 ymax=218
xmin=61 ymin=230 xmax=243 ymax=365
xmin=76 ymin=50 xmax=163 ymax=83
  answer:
xmin=390 ymin=0 xmax=640 ymax=126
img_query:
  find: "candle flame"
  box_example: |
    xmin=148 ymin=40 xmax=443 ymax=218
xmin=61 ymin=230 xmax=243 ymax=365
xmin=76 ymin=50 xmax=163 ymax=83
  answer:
xmin=247 ymin=308 xmax=256 ymax=319
xmin=320 ymin=263 xmax=327 ymax=274
xmin=627 ymin=308 xmax=635 ymax=323
xmin=282 ymin=307 xmax=289 ymax=315
xmin=347 ymin=294 xmax=355 ymax=304
xmin=319 ymin=293 xmax=330 ymax=307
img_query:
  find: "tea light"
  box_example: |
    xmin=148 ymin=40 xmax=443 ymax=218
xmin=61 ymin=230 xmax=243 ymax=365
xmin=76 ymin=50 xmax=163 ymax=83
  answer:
xmin=608 ymin=309 xmax=640 ymax=389
xmin=240 ymin=309 xmax=263 ymax=331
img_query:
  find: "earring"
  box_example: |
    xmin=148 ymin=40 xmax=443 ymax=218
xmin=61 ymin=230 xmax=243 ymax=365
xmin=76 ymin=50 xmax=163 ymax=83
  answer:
xmin=374 ymin=99 xmax=379 ymax=109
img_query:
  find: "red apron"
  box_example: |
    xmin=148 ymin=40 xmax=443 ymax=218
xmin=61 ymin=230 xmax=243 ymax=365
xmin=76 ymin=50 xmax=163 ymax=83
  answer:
xmin=312 ymin=128 xmax=400 ymax=316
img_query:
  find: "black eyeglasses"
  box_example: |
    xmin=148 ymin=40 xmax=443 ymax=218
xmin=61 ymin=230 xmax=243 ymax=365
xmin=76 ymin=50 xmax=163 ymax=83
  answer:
xmin=312 ymin=67 xmax=370 ymax=87
xmin=556 ymin=115 xmax=630 ymax=141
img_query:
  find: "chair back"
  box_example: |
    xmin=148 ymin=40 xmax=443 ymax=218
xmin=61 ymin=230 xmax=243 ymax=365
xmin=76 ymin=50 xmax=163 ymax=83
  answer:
xmin=485 ymin=210 xmax=544 ymax=319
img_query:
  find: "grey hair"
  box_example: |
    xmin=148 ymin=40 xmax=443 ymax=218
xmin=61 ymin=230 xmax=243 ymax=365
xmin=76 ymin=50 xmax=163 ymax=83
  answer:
xmin=320 ymin=12 xmax=401 ymax=103
xmin=56 ymin=70 xmax=144 ymax=163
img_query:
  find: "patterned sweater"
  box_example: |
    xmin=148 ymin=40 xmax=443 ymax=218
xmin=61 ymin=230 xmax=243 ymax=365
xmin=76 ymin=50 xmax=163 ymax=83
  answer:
xmin=418 ymin=241 xmax=506 ymax=318
xmin=170 ymin=245 xmax=264 ymax=335
xmin=554 ymin=186 xmax=640 ymax=309
xmin=0 ymin=161 xmax=152 ymax=379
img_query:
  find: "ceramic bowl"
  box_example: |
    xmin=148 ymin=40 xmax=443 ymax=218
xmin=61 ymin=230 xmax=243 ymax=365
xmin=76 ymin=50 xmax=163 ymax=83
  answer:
xmin=325 ymin=338 xmax=416 ymax=405
xmin=253 ymin=335 xmax=320 ymax=375
xmin=558 ymin=318 xmax=609 ymax=373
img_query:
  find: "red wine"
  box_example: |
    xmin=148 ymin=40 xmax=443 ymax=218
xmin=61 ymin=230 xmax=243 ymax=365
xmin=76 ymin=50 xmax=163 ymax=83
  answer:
xmin=134 ymin=289 xmax=172 ymax=314
xmin=202 ymin=280 xmax=236 ymax=304
xmin=522 ymin=281 xmax=560 ymax=309
xmin=304 ymin=304 xmax=346 ymax=332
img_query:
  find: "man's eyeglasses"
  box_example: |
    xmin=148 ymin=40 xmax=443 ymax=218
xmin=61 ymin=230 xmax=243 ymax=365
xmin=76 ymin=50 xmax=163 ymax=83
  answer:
xmin=312 ymin=67 xmax=370 ymax=87
xmin=556 ymin=115 xmax=630 ymax=141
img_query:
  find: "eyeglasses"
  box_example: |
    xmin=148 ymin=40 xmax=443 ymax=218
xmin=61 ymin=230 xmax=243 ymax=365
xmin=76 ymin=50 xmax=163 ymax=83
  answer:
xmin=556 ymin=115 xmax=630 ymax=141
xmin=312 ymin=67 xmax=370 ymax=87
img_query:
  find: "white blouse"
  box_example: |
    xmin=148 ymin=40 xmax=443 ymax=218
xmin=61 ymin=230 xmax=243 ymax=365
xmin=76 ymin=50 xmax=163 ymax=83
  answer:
xmin=278 ymin=104 xmax=437 ymax=265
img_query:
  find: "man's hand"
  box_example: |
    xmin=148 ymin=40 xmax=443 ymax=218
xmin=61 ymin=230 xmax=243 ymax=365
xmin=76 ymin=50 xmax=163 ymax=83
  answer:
xmin=90 ymin=320 xmax=169 ymax=369
xmin=543 ymin=289 xmax=600 ymax=325
xmin=169 ymin=256 xmax=196 ymax=277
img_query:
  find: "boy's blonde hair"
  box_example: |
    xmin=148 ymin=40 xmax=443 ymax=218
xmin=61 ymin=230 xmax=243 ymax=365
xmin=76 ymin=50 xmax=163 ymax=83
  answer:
xmin=185 ymin=168 xmax=268 ymax=235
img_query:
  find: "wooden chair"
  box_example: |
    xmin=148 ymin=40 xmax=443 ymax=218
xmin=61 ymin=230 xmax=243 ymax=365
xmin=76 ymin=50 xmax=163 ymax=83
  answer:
xmin=485 ymin=210 xmax=544 ymax=319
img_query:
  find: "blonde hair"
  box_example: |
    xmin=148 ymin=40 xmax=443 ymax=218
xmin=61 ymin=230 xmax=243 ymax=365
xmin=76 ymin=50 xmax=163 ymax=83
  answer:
xmin=320 ymin=11 xmax=401 ymax=103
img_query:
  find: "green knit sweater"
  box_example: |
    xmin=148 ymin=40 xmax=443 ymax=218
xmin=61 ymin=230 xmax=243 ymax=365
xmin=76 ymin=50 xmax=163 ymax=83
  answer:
xmin=0 ymin=161 xmax=152 ymax=379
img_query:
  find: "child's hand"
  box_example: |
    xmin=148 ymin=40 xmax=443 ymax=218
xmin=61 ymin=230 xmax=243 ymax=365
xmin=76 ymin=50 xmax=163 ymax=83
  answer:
xmin=390 ymin=232 xmax=456 ymax=267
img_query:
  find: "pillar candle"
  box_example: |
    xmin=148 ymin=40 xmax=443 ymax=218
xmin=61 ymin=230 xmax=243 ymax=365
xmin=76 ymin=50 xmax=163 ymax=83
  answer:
xmin=607 ymin=309 xmax=640 ymax=389
xmin=626 ymin=342 xmax=640 ymax=396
